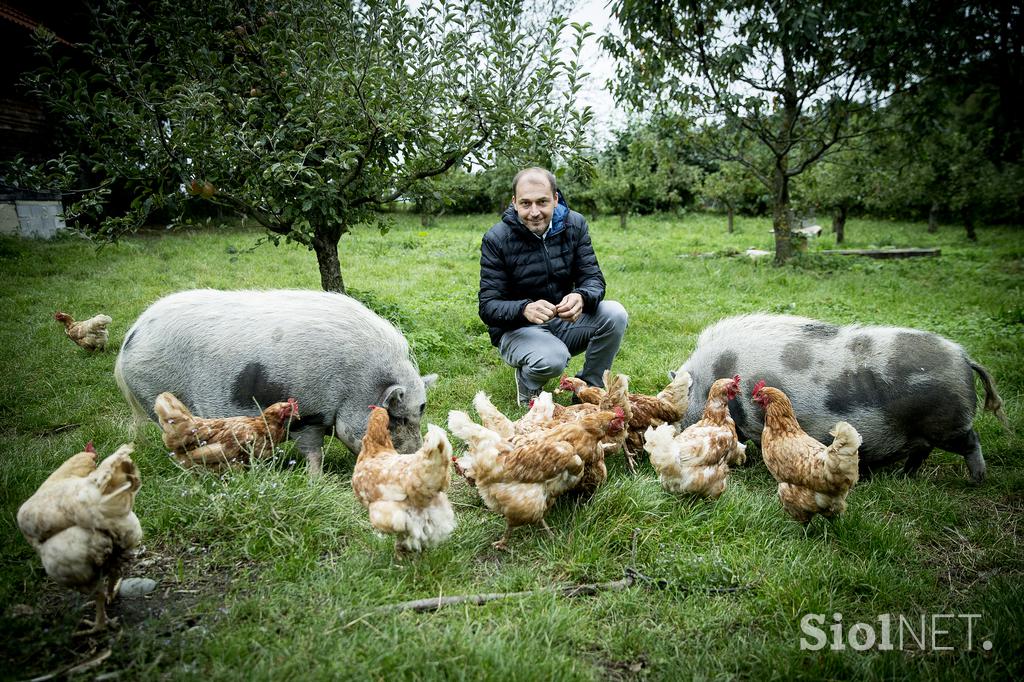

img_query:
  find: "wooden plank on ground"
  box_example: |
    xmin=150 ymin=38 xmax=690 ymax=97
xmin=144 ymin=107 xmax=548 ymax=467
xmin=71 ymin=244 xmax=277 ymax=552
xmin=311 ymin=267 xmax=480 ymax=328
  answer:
xmin=821 ymin=247 xmax=941 ymax=259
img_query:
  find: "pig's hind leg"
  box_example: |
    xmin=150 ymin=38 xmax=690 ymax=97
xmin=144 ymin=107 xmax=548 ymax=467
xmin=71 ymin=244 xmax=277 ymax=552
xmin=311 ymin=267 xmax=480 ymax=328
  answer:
xmin=901 ymin=445 xmax=933 ymax=477
xmin=292 ymin=426 xmax=327 ymax=478
xmin=933 ymin=429 xmax=986 ymax=484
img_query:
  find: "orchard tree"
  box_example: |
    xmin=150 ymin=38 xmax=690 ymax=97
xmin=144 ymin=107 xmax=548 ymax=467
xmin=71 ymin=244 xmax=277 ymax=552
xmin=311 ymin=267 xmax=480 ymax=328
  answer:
xmin=605 ymin=0 xmax=915 ymax=263
xmin=593 ymin=128 xmax=678 ymax=229
xmin=700 ymin=161 xmax=764 ymax=234
xmin=26 ymin=0 xmax=593 ymax=292
xmin=591 ymin=120 xmax=703 ymax=228
xmin=794 ymin=148 xmax=871 ymax=243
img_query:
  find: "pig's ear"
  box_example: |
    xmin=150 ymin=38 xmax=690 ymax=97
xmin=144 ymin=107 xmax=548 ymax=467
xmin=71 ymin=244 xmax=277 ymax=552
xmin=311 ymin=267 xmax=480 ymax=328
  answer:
xmin=422 ymin=373 xmax=438 ymax=390
xmin=381 ymin=384 xmax=405 ymax=410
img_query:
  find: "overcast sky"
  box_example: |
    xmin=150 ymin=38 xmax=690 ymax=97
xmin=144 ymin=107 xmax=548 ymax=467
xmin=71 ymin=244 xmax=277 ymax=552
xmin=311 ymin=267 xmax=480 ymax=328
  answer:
xmin=567 ymin=0 xmax=626 ymax=145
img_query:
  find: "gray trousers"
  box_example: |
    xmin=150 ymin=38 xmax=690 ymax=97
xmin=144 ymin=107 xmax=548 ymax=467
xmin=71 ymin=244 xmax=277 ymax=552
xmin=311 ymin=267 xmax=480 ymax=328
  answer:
xmin=499 ymin=300 xmax=628 ymax=391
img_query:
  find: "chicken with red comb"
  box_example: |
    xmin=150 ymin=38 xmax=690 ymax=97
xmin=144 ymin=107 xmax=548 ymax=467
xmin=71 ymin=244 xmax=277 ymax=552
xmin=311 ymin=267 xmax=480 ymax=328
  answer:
xmin=643 ymin=375 xmax=746 ymax=498
xmin=753 ymin=382 xmax=861 ymax=524
xmin=154 ymin=393 xmax=300 ymax=471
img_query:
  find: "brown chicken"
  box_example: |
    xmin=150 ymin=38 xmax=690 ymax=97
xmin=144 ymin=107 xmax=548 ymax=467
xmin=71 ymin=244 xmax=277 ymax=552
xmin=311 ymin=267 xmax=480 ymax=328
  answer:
xmin=549 ymin=401 xmax=600 ymax=423
xmin=560 ymin=368 xmax=692 ymax=472
xmin=557 ymin=376 xmax=607 ymax=404
xmin=680 ymin=375 xmax=746 ymax=466
xmin=641 ymin=376 xmax=745 ymax=498
xmin=154 ymin=392 xmax=300 ymax=471
xmin=54 ymin=312 xmax=112 ymax=351
xmin=473 ymin=390 xmax=556 ymax=441
xmin=17 ymin=442 xmax=142 ymax=633
xmin=473 ymin=390 xmax=621 ymax=460
xmin=351 ymin=406 xmax=455 ymax=553
xmin=534 ymin=406 xmax=626 ymax=498
xmin=447 ymin=410 xmax=584 ymax=549
xmin=752 ymin=381 xmax=862 ymax=524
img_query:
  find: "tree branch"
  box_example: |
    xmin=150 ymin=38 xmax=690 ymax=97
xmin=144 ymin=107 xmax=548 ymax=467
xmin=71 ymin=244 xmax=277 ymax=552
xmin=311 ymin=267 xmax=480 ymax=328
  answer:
xmin=357 ymin=570 xmax=752 ymax=616
xmin=367 ymin=130 xmax=491 ymax=206
xmin=209 ymin=191 xmax=293 ymax=238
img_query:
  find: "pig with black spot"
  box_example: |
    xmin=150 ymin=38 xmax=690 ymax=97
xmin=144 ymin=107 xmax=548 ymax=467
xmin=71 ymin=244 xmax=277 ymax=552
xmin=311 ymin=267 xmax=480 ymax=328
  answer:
xmin=115 ymin=289 xmax=437 ymax=477
xmin=679 ymin=314 xmax=1008 ymax=483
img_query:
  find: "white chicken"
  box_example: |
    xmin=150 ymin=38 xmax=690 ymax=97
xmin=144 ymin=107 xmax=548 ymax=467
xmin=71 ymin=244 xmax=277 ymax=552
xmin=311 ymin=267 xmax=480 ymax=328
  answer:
xmin=17 ymin=443 xmax=142 ymax=632
xmin=472 ymin=390 xmax=556 ymax=442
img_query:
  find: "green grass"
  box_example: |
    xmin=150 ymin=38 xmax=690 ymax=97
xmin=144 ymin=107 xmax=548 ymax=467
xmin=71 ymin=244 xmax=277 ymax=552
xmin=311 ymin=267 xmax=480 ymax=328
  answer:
xmin=0 ymin=212 xmax=1021 ymax=680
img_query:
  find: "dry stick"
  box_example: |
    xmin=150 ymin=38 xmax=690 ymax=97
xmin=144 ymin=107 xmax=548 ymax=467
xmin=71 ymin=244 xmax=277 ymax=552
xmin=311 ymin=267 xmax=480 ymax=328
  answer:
xmin=34 ymin=423 xmax=81 ymax=438
xmin=366 ymin=528 xmax=752 ymax=615
xmin=27 ymin=648 xmax=112 ymax=682
xmin=373 ymin=577 xmax=638 ymax=614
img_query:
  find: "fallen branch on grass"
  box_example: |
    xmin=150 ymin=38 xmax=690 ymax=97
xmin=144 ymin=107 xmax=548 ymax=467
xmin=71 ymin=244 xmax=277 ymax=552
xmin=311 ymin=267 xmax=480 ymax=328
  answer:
xmin=821 ymin=247 xmax=941 ymax=258
xmin=362 ymin=569 xmax=753 ymax=615
xmin=27 ymin=648 xmax=111 ymax=682
xmin=370 ymin=575 xmax=638 ymax=614
xmin=346 ymin=529 xmax=754 ymax=616
xmin=33 ymin=423 xmax=81 ymax=438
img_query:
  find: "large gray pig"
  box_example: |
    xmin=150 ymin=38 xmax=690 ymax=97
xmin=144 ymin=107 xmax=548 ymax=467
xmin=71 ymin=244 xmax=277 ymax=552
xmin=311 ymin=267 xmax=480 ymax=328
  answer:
xmin=114 ymin=289 xmax=437 ymax=476
xmin=679 ymin=314 xmax=1007 ymax=482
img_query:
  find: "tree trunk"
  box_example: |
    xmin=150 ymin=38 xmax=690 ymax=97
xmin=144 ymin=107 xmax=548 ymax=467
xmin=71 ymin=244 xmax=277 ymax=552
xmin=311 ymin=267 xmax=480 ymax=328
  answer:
xmin=312 ymin=224 xmax=345 ymax=293
xmin=773 ymin=47 xmax=798 ymax=265
xmin=619 ymin=211 xmax=627 ymax=230
xmin=927 ymin=202 xmax=939 ymax=233
xmin=727 ymin=206 xmax=734 ymax=234
xmin=962 ymin=207 xmax=977 ymax=242
xmin=832 ymin=205 xmax=847 ymax=244
xmin=772 ymin=163 xmax=794 ymax=264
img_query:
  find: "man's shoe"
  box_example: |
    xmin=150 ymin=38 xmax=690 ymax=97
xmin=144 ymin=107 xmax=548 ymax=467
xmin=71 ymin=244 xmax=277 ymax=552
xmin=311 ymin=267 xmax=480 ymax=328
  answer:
xmin=515 ymin=368 xmax=538 ymax=406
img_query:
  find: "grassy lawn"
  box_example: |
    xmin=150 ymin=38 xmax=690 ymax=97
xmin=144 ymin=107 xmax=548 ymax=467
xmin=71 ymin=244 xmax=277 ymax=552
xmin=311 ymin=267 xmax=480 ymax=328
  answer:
xmin=0 ymin=211 xmax=1021 ymax=680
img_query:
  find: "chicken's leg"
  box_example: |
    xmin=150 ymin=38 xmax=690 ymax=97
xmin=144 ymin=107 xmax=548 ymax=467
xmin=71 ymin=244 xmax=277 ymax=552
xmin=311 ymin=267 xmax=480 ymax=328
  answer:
xmin=93 ymin=593 xmax=108 ymax=631
xmin=623 ymin=448 xmax=638 ymax=475
xmin=106 ymin=571 xmax=122 ymax=602
xmin=492 ymin=522 xmax=515 ymax=551
xmin=74 ymin=589 xmax=108 ymax=636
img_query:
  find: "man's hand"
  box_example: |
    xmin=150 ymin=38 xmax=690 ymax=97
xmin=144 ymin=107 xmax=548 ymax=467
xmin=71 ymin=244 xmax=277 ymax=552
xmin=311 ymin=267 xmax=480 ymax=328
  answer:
xmin=524 ymin=299 xmax=557 ymax=324
xmin=555 ymin=292 xmax=584 ymax=322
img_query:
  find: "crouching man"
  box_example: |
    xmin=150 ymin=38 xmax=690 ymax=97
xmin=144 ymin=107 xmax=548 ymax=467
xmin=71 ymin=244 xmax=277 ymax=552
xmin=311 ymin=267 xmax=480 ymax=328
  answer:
xmin=478 ymin=166 xmax=628 ymax=405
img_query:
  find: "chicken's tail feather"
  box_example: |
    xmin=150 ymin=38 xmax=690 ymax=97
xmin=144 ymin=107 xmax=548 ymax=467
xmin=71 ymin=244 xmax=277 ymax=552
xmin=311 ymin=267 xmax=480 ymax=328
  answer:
xmin=421 ymin=424 xmax=453 ymax=470
xmin=94 ymin=444 xmax=140 ymax=516
xmin=657 ymin=369 xmax=693 ymax=415
xmin=472 ymin=391 xmax=514 ymax=438
xmin=828 ymin=421 xmax=862 ymax=455
xmin=825 ymin=421 xmax=861 ymax=485
xmin=642 ymin=424 xmax=677 ymax=471
xmin=599 ymin=373 xmax=632 ymax=420
xmin=447 ymin=410 xmax=489 ymax=443
xmin=523 ymin=391 xmax=556 ymax=422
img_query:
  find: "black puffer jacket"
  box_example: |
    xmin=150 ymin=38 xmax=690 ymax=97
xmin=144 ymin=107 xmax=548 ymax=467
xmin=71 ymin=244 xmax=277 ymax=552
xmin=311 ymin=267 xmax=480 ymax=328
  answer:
xmin=478 ymin=194 xmax=606 ymax=346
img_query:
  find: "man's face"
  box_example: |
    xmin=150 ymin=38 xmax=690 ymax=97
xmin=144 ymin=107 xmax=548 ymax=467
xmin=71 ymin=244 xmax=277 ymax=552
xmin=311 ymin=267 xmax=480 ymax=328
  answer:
xmin=514 ymin=174 xmax=556 ymax=235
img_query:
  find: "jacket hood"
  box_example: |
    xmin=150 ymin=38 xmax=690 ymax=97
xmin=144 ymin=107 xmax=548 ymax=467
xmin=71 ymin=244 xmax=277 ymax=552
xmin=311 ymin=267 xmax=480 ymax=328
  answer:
xmin=502 ymin=190 xmax=571 ymax=238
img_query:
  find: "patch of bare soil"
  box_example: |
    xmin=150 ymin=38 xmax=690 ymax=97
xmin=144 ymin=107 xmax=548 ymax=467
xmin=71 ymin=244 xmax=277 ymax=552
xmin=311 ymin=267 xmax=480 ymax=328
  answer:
xmin=1 ymin=545 xmax=247 ymax=681
xmin=595 ymin=652 xmax=651 ymax=680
